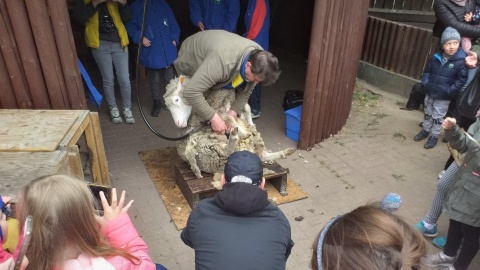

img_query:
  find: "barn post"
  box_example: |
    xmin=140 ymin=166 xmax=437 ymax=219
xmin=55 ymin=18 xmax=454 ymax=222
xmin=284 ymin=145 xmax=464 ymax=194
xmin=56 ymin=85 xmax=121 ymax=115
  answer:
xmin=298 ymin=0 xmax=370 ymax=149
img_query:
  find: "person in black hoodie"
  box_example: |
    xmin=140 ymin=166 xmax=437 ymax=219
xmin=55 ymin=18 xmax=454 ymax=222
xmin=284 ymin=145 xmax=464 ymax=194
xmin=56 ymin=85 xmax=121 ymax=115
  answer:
xmin=180 ymin=151 xmax=294 ymax=270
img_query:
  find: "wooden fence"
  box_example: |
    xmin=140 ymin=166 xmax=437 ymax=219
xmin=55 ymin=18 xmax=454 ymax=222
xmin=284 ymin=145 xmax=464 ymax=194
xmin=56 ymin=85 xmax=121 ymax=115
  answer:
xmin=369 ymin=0 xmax=434 ymax=11
xmin=0 ymin=0 xmax=86 ymax=109
xmin=361 ymin=16 xmax=439 ymax=80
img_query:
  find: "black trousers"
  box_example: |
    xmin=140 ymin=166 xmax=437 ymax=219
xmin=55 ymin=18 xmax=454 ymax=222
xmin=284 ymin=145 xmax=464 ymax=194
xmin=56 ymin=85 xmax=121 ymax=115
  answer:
xmin=444 ymin=219 xmax=480 ymax=270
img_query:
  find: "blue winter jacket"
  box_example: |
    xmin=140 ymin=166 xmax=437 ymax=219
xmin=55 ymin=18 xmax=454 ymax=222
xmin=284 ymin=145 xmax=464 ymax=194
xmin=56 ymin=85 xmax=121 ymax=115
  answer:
xmin=125 ymin=0 xmax=180 ymax=69
xmin=243 ymin=0 xmax=270 ymax=50
xmin=421 ymin=48 xmax=468 ymax=100
xmin=189 ymin=0 xmax=240 ymax=32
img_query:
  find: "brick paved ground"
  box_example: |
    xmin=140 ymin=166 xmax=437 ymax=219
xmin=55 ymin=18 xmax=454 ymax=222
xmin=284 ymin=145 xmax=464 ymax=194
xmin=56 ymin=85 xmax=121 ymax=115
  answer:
xmin=94 ymin=50 xmax=480 ymax=269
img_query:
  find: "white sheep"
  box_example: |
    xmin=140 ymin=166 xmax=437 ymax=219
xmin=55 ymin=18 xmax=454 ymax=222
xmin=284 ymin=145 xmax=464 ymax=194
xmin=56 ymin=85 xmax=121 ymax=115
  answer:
xmin=164 ymin=76 xmax=296 ymax=188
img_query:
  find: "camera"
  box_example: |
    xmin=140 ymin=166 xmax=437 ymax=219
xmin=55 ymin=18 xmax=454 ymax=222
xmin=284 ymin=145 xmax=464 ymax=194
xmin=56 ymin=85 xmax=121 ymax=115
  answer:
xmin=98 ymin=6 xmax=115 ymax=33
xmin=100 ymin=13 xmax=115 ymax=33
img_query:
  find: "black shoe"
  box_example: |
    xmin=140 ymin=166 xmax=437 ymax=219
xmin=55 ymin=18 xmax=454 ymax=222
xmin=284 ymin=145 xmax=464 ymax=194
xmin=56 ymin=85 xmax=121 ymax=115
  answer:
xmin=151 ymin=100 xmax=162 ymax=117
xmin=424 ymin=136 xmax=438 ymax=149
xmin=419 ymin=122 xmax=423 ymax=127
xmin=414 ymin=130 xmax=429 ymax=141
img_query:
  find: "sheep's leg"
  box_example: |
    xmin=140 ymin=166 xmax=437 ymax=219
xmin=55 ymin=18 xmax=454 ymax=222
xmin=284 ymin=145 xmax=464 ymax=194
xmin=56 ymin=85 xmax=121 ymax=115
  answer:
xmin=226 ymin=127 xmax=239 ymax=155
xmin=185 ymin=144 xmax=203 ymax=178
xmin=260 ymin=148 xmax=297 ymax=163
xmin=224 ymin=116 xmax=249 ymax=139
xmin=242 ymin=104 xmax=254 ymax=126
xmin=211 ymin=172 xmax=223 ymax=190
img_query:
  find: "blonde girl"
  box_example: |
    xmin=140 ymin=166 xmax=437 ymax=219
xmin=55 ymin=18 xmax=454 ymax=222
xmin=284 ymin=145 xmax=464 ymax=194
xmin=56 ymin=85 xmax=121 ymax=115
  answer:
xmin=16 ymin=175 xmax=155 ymax=270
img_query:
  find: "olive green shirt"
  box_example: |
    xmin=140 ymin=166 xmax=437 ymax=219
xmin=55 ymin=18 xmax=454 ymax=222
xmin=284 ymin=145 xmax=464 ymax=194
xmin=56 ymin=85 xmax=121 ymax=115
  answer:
xmin=174 ymin=30 xmax=262 ymax=121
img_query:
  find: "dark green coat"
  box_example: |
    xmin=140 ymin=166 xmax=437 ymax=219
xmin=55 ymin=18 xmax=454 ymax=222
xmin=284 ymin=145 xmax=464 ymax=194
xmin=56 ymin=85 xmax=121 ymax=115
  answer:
xmin=445 ymin=121 xmax=480 ymax=227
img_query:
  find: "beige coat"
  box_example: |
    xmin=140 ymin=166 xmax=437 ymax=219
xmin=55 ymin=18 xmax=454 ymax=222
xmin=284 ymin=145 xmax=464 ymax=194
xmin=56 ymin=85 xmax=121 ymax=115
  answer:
xmin=174 ymin=30 xmax=262 ymax=121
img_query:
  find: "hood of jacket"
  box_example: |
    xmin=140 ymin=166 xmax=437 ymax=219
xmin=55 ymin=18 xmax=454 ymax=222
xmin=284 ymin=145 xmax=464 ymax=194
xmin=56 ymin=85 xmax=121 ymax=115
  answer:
xmin=214 ymin=182 xmax=269 ymax=215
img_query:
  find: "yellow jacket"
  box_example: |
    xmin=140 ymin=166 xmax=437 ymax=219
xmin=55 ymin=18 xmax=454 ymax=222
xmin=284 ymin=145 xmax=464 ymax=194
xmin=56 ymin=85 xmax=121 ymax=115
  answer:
xmin=83 ymin=0 xmax=129 ymax=48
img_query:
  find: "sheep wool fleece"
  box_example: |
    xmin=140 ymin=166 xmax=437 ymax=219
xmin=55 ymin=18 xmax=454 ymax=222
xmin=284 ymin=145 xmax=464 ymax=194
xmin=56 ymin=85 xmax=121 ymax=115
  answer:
xmin=174 ymin=30 xmax=263 ymax=121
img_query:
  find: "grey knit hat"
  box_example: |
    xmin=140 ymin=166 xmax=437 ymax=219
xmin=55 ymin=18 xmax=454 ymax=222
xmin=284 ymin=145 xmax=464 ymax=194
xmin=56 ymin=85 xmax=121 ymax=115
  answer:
xmin=441 ymin=27 xmax=461 ymax=46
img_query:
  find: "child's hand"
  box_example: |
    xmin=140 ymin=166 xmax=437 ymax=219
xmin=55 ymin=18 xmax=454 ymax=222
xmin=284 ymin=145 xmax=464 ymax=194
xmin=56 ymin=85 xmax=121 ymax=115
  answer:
xmin=442 ymin=117 xmax=457 ymax=130
xmin=465 ymin=50 xmax=478 ymax=68
xmin=465 ymin=12 xmax=473 ymax=22
xmin=1 ymin=196 xmax=11 ymax=206
xmin=95 ymin=188 xmax=133 ymax=226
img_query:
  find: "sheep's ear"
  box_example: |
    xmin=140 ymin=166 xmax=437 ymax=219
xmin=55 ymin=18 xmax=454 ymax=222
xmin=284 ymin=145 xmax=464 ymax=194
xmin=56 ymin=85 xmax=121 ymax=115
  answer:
xmin=175 ymin=75 xmax=184 ymax=95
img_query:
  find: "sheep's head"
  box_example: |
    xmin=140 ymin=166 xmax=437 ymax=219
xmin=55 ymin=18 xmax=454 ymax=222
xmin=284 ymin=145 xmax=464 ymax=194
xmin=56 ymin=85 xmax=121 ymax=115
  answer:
xmin=164 ymin=75 xmax=192 ymax=128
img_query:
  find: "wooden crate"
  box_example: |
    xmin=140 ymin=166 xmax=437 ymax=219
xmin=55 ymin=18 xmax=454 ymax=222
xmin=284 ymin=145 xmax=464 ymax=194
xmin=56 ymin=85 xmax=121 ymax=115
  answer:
xmin=0 ymin=110 xmax=109 ymax=185
xmin=175 ymin=161 xmax=288 ymax=209
xmin=0 ymin=145 xmax=83 ymax=196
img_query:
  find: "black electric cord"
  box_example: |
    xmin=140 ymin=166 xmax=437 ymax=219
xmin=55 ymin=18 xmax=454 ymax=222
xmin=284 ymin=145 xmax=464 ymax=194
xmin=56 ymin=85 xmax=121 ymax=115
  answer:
xmin=135 ymin=0 xmax=206 ymax=141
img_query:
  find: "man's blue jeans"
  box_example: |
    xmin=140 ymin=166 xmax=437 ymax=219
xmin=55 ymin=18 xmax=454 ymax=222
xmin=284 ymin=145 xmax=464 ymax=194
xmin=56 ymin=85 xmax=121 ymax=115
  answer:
xmin=248 ymin=84 xmax=262 ymax=112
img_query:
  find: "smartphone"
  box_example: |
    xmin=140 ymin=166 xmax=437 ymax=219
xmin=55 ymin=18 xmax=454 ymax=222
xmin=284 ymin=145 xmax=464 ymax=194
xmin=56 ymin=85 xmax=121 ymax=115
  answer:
xmin=87 ymin=183 xmax=111 ymax=212
xmin=13 ymin=215 xmax=32 ymax=270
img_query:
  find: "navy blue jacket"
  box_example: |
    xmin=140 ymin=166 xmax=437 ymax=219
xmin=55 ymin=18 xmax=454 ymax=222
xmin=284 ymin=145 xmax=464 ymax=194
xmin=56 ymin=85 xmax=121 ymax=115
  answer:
xmin=181 ymin=183 xmax=294 ymax=270
xmin=243 ymin=0 xmax=270 ymax=50
xmin=189 ymin=0 xmax=240 ymax=32
xmin=125 ymin=0 xmax=180 ymax=69
xmin=421 ymin=48 xmax=468 ymax=100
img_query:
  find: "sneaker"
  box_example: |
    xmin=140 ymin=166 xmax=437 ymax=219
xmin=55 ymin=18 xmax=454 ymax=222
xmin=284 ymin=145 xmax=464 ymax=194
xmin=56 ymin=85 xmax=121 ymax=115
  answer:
xmin=110 ymin=107 xmax=122 ymax=124
xmin=422 ymin=252 xmax=456 ymax=267
xmin=251 ymin=109 xmax=261 ymax=119
xmin=151 ymin=100 xmax=162 ymax=117
xmin=123 ymin=108 xmax=135 ymax=124
xmin=433 ymin=236 xmax=447 ymax=249
xmin=414 ymin=130 xmax=429 ymax=141
xmin=424 ymin=136 xmax=438 ymax=149
xmin=415 ymin=221 xmax=438 ymax=237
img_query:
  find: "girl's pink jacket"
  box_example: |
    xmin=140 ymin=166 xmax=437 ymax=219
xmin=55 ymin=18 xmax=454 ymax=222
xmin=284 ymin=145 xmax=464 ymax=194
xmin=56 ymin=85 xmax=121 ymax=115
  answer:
xmin=62 ymin=213 xmax=156 ymax=270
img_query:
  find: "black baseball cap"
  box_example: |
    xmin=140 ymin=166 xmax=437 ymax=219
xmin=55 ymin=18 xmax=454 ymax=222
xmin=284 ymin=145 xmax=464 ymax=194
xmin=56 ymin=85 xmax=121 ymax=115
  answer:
xmin=224 ymin=151 xmax=263 ymax=186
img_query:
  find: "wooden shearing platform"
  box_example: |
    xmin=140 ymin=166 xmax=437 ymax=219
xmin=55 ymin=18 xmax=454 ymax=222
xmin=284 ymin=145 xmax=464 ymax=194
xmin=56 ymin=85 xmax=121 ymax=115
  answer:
xmin=174 ymin=161 xmax=288 ymax=209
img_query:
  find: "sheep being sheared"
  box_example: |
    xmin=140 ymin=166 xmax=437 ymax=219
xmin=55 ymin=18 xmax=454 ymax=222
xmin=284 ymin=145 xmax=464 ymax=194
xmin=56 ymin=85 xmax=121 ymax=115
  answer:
xmin=164 ymin=75 xmax=296 ymax=186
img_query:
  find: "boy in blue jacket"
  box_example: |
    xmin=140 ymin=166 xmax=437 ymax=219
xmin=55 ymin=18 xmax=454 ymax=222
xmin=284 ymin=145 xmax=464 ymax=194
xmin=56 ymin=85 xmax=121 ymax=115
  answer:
xmin=414 ymin=27 xmax=468 ymax=149
xmin=125 ymin=0 xmax=180 ymax=117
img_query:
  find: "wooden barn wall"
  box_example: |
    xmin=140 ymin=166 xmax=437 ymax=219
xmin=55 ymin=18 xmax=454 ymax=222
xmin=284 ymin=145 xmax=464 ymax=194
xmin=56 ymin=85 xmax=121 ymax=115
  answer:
xmin=299 ymin=0 xmax=370 ymax=149
xmin=0 ymin=0 xmax=86 ymax=110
